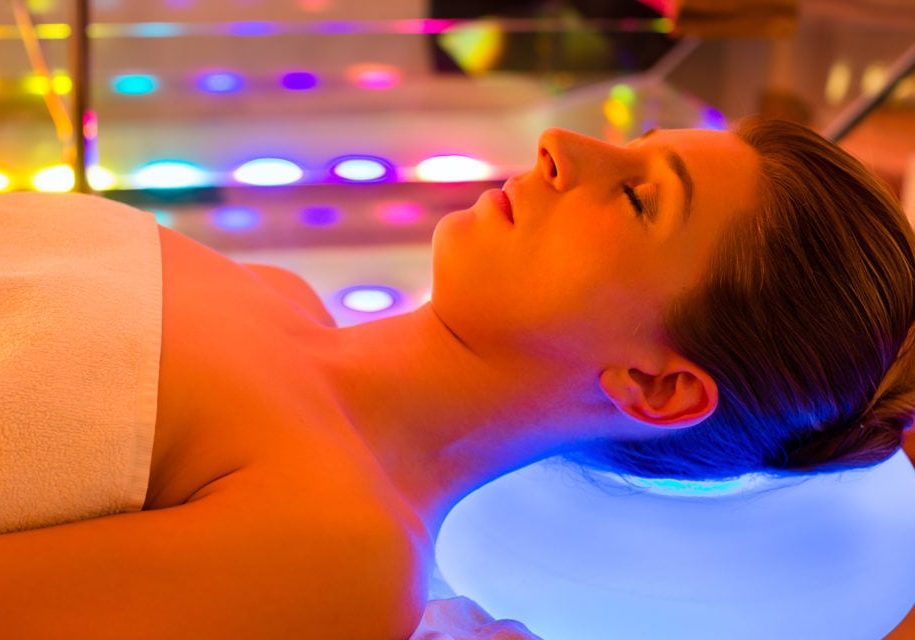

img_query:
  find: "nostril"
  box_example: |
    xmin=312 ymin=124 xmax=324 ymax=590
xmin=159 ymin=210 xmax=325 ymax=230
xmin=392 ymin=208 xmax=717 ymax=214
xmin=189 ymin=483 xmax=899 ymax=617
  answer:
xmin=540 ymin=148 xmax=558 ymax=178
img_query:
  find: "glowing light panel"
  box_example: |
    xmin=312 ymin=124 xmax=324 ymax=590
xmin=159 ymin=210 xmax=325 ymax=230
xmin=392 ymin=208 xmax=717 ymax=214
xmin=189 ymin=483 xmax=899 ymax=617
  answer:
xmin=112 ymin=74 xmax=159 ymax=95
xmin=198 ymin=72 xmax=244 ymax=94
xmin=330 ymin=156 xmax=395 ymax=183
xmin=212 ymin=206 xmax=261 ymax=232
xmin=415 ymin=155 xmax=493 ymax=182
xmin=133 ymin=161 xmax=209 ymax=189
xmin=0 ymin=172 xmax=10 ymax=192
xmin=233 ymin=158 xmax=304 ymax=186
xmin=32 ymin=165 xmax=75 ymax=192
xmin=340 ymin=286 xmax=399 ymax=313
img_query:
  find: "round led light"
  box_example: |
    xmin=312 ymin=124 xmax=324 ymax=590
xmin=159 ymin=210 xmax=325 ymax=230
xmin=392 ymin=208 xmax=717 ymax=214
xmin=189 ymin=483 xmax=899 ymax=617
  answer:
xmin=415 ymin=155 xmax=493 ymax=182
xmin=112 ymin=74 xmax=160 ymax=96
xmin=233 ymin=158 xmax=304 ymax=186
xmin=212 ymin=206 xmax=261 ymax=232
xmin=32 ymin=165 xmax=75 ymax=192
xmin=329 ymin=156 xmax=395 ymax=183
xmin=198 ymin=72 xmax=244 ymax=94
xmin=132 ymin=161 xmax=209 ymax=189
xmin=88 ymin=166 xmax=117 ymax=191
xmin=340 ymin=286 xmax=400 ymax=313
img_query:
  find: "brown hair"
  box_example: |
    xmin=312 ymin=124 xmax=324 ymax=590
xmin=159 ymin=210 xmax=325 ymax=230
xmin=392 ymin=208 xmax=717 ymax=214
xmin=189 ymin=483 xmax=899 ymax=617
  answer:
xmin=567 ymin=117 xmax=915 ymax=480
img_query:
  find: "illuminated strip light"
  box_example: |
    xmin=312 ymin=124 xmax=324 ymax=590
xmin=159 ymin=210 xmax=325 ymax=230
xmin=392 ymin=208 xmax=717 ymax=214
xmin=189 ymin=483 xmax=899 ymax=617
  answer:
xmin=0 ymin=18 xmax=672 ymax=41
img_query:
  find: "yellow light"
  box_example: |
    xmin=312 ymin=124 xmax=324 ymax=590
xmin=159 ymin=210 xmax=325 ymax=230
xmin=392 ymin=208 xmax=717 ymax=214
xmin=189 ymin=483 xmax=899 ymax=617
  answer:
xmin=52 ymin=74 xmax=72 ymax=95
xmin=88 ymin=166 xmax=117 ymax=191
xmin=825 ymin=61 xmax=851 ymax=106
xmin=861 ymin=63 xmax=887 ymax=97
xmin=22 ymin=74 xmax=50 ymax=95
xmin=0 ymin=172 xmax=10 ymax=192
xmin=603 ymin=98 xmax=632 ymax=129
xmin=27 ymin=0 xmax=57 ymax=14
xmin=34 ymin=23 xmax=71 ymax=40
xmin=32 ymin=165 xmax=75 ymax=192
xmin=21 ymin=71 xmax=71 ymax=96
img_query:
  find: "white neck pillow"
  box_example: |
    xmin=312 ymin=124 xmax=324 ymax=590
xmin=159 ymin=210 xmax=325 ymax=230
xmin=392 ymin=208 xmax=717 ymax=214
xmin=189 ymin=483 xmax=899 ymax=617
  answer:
xmin=436 ymin=450 xmax=915 ymax=639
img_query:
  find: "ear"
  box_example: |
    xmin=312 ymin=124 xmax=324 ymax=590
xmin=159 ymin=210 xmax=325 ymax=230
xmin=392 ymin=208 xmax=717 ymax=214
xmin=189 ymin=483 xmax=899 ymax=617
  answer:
xmin=599 ymin=358 xmax=718 ymax=429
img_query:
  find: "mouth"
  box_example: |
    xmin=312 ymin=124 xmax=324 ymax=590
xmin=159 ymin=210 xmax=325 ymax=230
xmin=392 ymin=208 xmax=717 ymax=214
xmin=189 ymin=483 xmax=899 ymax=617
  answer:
xmin=490 ymin=188 xmax=514 ymax=224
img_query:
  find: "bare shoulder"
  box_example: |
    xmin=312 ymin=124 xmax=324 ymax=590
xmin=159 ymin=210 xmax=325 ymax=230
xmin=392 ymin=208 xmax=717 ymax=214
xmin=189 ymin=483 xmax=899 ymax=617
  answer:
xmin=0 ymin=463 xmax=423 ymax=639
xmin=242 ymin=262 xmax=337 ymax=327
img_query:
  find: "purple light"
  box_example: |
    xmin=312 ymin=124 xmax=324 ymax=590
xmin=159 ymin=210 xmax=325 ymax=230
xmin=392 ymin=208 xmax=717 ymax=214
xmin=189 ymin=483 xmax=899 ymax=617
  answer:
xmin=300 ymin=206 xmax=340 ymax=227
xmin=227 ymin=21 xmax=277 ymax=37
xmin=315 ymin=21 xmax=362 ymax=34
xmin=211 ymin=206 xmax=261 ymax=232
xmin=281 ymin=71 xmax=319 ymax=91
xmin=198 ymin=71 xmax=244 ymax=94
xmin=699 ymin=106 xmax=728 ymax=131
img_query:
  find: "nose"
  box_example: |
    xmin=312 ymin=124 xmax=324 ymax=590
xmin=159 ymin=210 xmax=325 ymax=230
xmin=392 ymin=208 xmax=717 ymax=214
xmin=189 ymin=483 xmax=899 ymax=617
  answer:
xmin=537 ymin=127 xmax=612 ymax=192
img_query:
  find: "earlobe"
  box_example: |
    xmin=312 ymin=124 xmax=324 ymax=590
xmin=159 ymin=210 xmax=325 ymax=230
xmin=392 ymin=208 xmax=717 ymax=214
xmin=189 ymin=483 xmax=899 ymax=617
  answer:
xmin=600 ymin=365 xmax=718 ymax=430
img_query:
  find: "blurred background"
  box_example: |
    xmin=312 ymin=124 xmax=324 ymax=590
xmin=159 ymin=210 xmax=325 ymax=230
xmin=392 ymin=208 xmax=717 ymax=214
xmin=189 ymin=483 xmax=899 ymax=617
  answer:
xmin=0 ymin=0 xmax=913 ymax=326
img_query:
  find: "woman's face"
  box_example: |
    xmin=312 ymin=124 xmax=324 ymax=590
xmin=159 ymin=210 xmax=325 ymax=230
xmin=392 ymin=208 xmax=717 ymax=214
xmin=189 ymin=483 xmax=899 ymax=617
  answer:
xmin=431 ymin=127 xmax=761 ymax=366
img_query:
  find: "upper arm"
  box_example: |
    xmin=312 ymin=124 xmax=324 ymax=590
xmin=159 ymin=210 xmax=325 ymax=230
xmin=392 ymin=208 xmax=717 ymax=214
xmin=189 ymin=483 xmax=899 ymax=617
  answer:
xmin=0 ymin=469 xmax=416 ymax=639
xmin=242 ymin=263 xmax=336 ymax=328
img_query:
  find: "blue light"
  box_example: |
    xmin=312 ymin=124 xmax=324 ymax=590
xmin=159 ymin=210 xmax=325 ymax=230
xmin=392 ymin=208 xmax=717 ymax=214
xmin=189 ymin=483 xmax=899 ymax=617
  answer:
xmin=130 ymin=23 xmax=184 ymax=38
xmin=112 ymin=74 xmax=160 ymax=95
xmin=329 ymin=156 xmax=396 ymax=183
xmin=150 ymin=209 xmax=175 ymax=227
xmin=339 ymin=286 xmax=400 ymax=313
xmin=227 ymin=21 xmax=277 ymax=37
xmin=300 ymin=206 xmax=340 ymax=227
xmin=132 ymin=161 xmax=210 ymax=189
xmin=198 ymin=72 xmax=245 ymax=94
xmin=233 ymin=158 xmax=304 ymax=186
xmin=280 ymin=71 xmax=319 ymax=91
xmin=212 ymin=206 xmax=261 ymax=232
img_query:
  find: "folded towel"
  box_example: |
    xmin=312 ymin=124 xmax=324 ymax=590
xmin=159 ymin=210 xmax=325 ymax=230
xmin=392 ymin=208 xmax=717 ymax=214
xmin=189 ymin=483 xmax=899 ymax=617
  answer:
xmin=0 ymin=192 xmax=162 ymax=533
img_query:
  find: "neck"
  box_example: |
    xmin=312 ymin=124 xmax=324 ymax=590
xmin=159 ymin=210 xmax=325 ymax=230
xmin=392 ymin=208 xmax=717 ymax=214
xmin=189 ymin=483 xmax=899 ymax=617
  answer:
xmin=304 ymin=303 xmax=621 ymax=541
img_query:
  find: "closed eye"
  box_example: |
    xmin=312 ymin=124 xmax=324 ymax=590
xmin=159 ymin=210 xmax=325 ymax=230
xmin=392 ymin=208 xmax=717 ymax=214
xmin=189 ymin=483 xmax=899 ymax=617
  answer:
xmin=623 ymin=185 xmax=644 ymax=216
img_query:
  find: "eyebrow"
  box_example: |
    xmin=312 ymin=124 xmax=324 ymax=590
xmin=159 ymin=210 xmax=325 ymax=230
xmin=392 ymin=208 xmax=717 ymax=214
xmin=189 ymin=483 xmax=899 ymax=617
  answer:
xmin=634 ymin=128 xmax=694 ymax=223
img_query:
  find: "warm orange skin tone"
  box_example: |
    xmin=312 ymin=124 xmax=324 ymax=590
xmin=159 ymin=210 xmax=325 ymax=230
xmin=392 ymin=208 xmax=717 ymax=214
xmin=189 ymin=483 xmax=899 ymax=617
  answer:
xmin=0 ymin=224 xmax=428 ymax=639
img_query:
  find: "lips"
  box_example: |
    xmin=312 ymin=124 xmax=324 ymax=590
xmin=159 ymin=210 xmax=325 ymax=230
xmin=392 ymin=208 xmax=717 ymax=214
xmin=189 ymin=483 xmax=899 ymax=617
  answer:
xmin=488 ymin=188 xmax=514 ymax=223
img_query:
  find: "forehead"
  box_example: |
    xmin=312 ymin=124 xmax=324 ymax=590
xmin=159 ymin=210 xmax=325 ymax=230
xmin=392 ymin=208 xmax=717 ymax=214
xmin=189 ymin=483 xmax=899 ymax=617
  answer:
xmin=640 ymin=128 xmax=761 ymax=228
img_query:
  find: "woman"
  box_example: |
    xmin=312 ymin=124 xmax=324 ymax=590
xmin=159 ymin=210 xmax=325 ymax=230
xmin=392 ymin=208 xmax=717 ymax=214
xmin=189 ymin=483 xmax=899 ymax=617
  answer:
xmin=0 ymin=117 xmax=912 ymax=639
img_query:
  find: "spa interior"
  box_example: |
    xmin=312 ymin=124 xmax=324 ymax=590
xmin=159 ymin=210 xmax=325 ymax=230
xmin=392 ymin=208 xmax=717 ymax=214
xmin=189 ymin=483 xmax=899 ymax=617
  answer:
xmin=1 ymin=0 xmax=915 ymax=638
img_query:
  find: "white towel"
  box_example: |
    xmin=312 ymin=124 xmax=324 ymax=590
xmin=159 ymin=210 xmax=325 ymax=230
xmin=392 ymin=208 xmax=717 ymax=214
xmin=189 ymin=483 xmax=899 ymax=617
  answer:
xmin=0 ymin=192 xmax=162 ymax=533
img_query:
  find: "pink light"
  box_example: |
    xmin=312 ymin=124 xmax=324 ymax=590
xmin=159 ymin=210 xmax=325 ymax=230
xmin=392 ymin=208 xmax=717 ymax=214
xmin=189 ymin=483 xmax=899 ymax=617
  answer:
xmin=377 ymin=201 xmax=424 ymax=225
xmin=346 ymin=63 xmax=402 ymax=90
